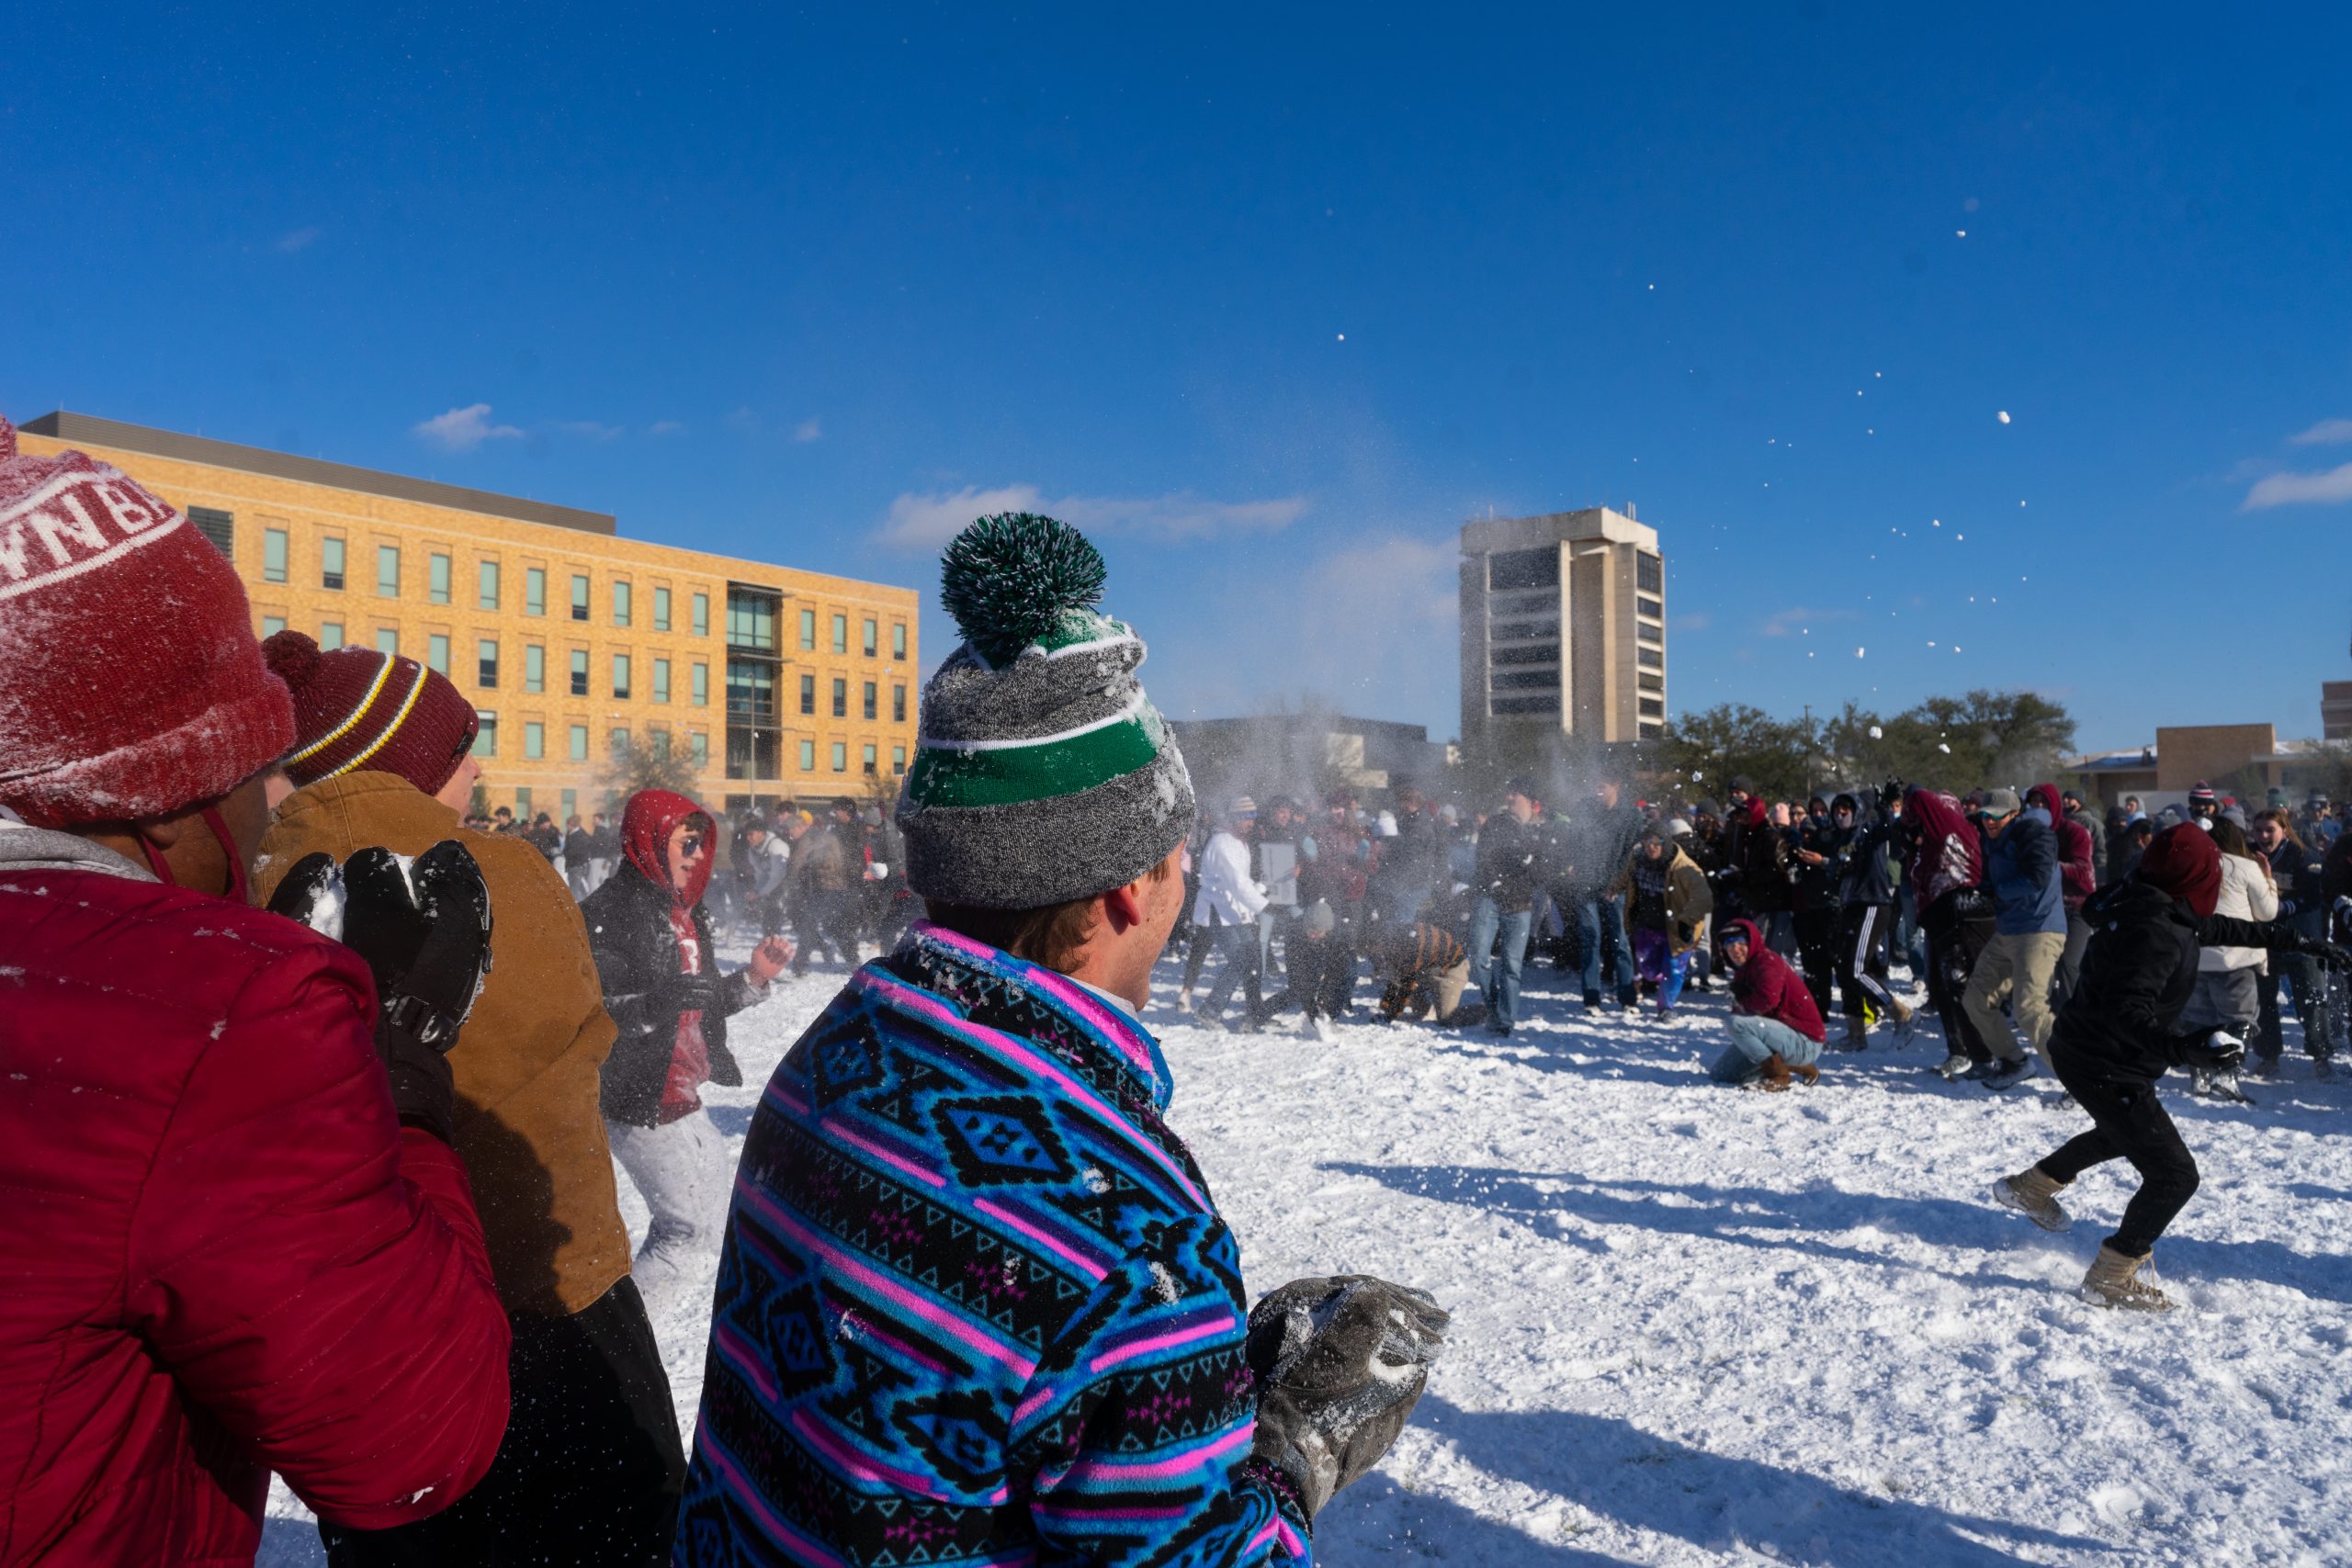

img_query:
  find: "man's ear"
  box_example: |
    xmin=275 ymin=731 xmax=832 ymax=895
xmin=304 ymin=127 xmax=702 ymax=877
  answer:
xmin=1101 ymin=877 xmax=1147 ymax=934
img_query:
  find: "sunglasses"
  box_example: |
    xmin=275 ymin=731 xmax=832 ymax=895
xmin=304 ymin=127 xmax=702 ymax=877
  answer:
xmin=679 ymin=831 xmax=707 ymax=855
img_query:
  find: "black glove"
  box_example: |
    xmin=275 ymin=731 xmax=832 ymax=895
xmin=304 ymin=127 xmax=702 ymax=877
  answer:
xmin=1675 ymin=921 xmax=1698 ymax=945
xmin=656 ymin=968 xmax=722 ymax=1015
xmin=1245 ymin=1276 xmax=1449 ymax=1519
xmin=272 ymin=842 xmax=493 ymax=1142
xmin=1879 ymin=780 xmax=1905 ymax=810
xmin=2168 ymin=1030 xmax=2245 ymax=1072
xmin=2299 ymin=937 xmax=2352 ymax=972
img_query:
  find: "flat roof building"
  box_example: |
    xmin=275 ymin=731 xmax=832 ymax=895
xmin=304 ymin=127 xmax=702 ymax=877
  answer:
xmin=1459 ymin=506 xmax=1664 ymax=757
xmin=15 ymin=412 xmax=920 ymax=823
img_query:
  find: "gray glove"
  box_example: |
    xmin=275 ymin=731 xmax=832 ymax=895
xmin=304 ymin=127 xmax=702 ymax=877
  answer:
xmin=1245 ymin=1275 xmax=1449 ymax=1518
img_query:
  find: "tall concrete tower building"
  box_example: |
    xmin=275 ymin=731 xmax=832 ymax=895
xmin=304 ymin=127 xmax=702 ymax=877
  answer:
xmin=1459 ymin=506 xmax=1665 ymax=756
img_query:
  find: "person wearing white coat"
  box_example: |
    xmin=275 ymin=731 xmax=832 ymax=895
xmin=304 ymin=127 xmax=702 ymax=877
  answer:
xmin=2177 ymin=813 xmax=2278 ymax=1048
xmin=1191 ymin=800 xmax=1271 ymax=1030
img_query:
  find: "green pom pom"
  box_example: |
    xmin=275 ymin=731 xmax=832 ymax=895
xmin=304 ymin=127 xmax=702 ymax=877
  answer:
xmin=939 ymin=513 xmax=1108 ymax=663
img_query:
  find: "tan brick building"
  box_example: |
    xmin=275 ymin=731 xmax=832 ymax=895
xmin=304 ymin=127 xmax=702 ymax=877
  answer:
xmin=16 ymin=412 xmax=920 ymax=824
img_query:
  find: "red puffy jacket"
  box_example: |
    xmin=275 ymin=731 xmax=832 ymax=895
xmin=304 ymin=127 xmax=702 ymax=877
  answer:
xmin=1724 ymin=917 xmax=1826 ymax=1043
xmin=0 ymin=834 xmax=511 ymax=1564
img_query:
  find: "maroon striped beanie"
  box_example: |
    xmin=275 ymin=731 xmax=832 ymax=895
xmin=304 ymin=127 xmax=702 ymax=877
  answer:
xmin=262 ymin=630 xmax=479 ymax=795
xmin=0 ymin=414 xmax=295 ymax=826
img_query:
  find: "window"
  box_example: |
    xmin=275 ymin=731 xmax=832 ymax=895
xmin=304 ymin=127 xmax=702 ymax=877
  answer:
xmin=473 ymin=712 xmax=498 ymax=757
xmin=612 ymin=654 xmax=631 ymax=700
xmin=798 ymin=739 xmax=817 ymax=772
xmin=1638 ymin=671 xmax=1665 ymax=694
xmin=377 ymin=545 xmax=400 ymax=597
xmin=375 ymin=627 xmax=399 ymax=656
xmin=478 ymin=560 xmax=500 ymax=611
xmin=1639 ymin=719 xmax=1665 ymax=739
xmin=1639 ymin=696 xmax=1665 ymax=718
xmin=799 ymin=673 xmax=816 ymax=715
xmin=1490 ymin=669 xmax=1560 ymax=691
xmin=653 ymin=658 xmax=671 ymax=704
xmin=862 ymin=618 xmax=877 ymax=658
xmin=727 ymin=589 xmax=778 ymax=651
xmin=892 ymin=683 xmax=907 ymax=723
xmin=524 ymin=721 xmax=545 ymax=760
xmin=891 ymin=745 xmax=906 ymax=773
xmin=1487 ymin=547 xmax=1557 ymax=592
xmin=569 ymin=723 xmax=589 ymax=761
xmin=862 ymin=681 xmax=877 ymax=721
xmin=862 ymin=743 xmax=877 ymax=775
xmin=650 ymin=727 xmax=672 ymax=761
xmin=831 ymin=742 xmax=847 ymax=773
xmin=831 ymin=677 xmax=847 ymax=718
xmin=1490 ymin=694 xmax=1561 ymax=716
xmin=188 ymin=506 xmax=233 ymax=556
xmin=690 ymin=730 xmax=709 ymax=766
xmin=321 ymin=621 xmax=345 ymax=649
xmin=570 ymin=649 xmax=589 ymax=695
xmin=1637 ymin=595 xmax=1663 ymax=621
xmin=892 ymin=623 xmax=908 ymax=660
xmin=514 ymin=787 xmax=533 ymax=819
xmin=727 ymin=729 xmax=779 ymax=781
xmin=571 ymin=574 xmax=590 ymax=621
xmin=1490 ymin=643 xmax=1558 ymax=667
xmin=321 ymin=537 xmax=346 ymax=591
xmin=692 ymin=662 xmax=708 ymax=706
xmin=798 ymin=608 xmax=816 ymax=649
xmin=609 ymin=728 xmax=631 ymax=758
xmin=261 ymin=615 xmax=287 ymax=637
xmin=612 ymin=581 xmax=631 ymax=628
xmin=728 ymin=660 xmax=776 ymax=720
xmin=526 ymin=567 xmax=546 ymax=616
xmin=263 ymin=527 xmax=288 ymax=582
xmin=478 ymin=639 xmax=500 ymax=689
xmin=1637 ymin=552 xmax=1663 ymax=594
xmin=524 ymin=644 xmax=546 ymax=693
xmin=560 ymin=788 xmax=578 ymax=822
xmin=1490 ymin=617 xmax=1561 ymax=641
xmin=692 ymin=592 xmax=709 ymax=637
xmin=429 ymin=553 xmax=451 ymax=604
xmin=831 ymin=614 xmax=847 ymax=654
xmin=653 ymin=587 xmax=672 ymax=631
xmin=1637 ymin=647 xmax=1664 ymax=671
xmin=428 ymin=634 xmax=450 ymax=674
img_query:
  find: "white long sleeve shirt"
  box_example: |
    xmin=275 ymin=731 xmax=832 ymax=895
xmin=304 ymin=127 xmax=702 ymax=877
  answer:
xmin=2200 ymin=852 xmax=2278 ymax=973
xmin=1191 ymin=829 xmax=1269 ymax=928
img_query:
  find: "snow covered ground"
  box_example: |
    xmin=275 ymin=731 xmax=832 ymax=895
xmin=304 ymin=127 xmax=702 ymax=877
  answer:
xmin=266 ymin=944 xmax=2352 ymax=1565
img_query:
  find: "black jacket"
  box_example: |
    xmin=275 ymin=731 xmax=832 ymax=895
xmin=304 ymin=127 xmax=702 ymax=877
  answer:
xmin=2049 ymin=879 xmax=2299 ymax=1086
xmin=582 ymin=861 xmax=756 ymax=1126
xmin=1474 ymin=812 xmax=1560 ymax=914
xmin=1834 ymin=813 xmax=1899 ymax=908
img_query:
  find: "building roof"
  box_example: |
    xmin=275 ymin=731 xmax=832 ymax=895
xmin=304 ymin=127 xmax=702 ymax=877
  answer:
xmin=20 ymin=411 xmax=616 ymax=536
xmin=1460 ymin=505 xmax=1657 ymax=556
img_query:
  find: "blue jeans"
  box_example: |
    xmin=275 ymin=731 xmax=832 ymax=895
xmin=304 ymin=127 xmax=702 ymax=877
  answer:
xmin=1632 ymin=928 xmax=1689 ymax=1009
xmin=1197 ymin=920 xmax=1263 ymax=1024
xmin=1576 ymin=895 xmax=1636 ymax=1000
xmin=1468 ymin=897 xmax=1533 ymax=1027
xmin=1711 ymin=1013 xmax=1824 ymax=1084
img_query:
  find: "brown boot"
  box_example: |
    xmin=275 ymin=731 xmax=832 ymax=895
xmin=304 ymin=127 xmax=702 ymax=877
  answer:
xmin=1789 ymin=1058 xmax=1820 ymax=1087
xmin=1992 ymin=1166 xmax=2072 ymax=1232
xmin=2079 ymin=1244 xmax=2174 ymax=1311
xmin=1755 ymin=1052 xmax=1792 ymax=1092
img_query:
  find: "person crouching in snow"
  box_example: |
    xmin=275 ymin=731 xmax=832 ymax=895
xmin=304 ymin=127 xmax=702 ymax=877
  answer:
xmin=254 ymin=629 xmax=692 ymax=1564
xmin=1711 ymin=918 xmax=1826 ymax=1089
xmin=1610 ymin=820 xmax=1713 ymax=1014
xmin=675 ymin=514 xmax=1448 ymax=1566
xmin=584 ymin=789 xmax=794 ymax=1321
xmin=1375 ymin=913 xmax=1474 ymax=1025
xmin=1991 ymin=824 xmax=2349 ymax=1310
xmin=0 ymin=416 xmax=510 ymax=1562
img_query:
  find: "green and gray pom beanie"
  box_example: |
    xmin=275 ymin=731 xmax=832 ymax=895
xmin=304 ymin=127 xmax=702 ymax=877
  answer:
xmin=897 ymin=513 xmax=1196 ymax=909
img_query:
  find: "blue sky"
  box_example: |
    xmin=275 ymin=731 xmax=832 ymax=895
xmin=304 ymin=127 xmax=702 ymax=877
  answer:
xmin=8 ymin=5 xmax=2350 ymax=750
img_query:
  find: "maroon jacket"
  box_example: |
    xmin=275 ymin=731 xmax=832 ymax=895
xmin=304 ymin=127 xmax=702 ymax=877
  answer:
xmin=1724 ymin=917 xmax=1826 ymax=1043
xmin=2028 ymin=784 xmax=2098 ymax=911
xmin=0 ymin=829 xmax=511 ymax=1564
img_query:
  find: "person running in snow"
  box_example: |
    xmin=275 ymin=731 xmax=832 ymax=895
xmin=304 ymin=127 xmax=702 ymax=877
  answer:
xmin=1898 ymin=786 xmax=1998 ymax=1078
xmin=1193 ymin=796 xmax=1272 ymax=1031
xmin=676 ymin=514 xmax=1447 ymax=1565
xmin=1826 ymin=790 xmax=1914 ymax=1050
xmin=1959 ymin=787 xmax=2064 ymax=1090
xmin=1990 ymin=824 xmax=2349 ymax=1309
xmin=254 ymin=628 xmax=691 ymax=1565
xmin=584 ymin=789 xmax=794 ymax=1322
xmin=1608 ymin=819 xmax=1712 ymax=1014
xmin=1710 ymin=918 xmax=1827 ymax=1089
xmin=0 ymin=417 xmax=511 ymax=1563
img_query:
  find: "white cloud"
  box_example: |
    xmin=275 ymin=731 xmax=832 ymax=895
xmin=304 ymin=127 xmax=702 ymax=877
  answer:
xmin=2289 ymin=418 xmax=2352 ymax=446
xmin=1759 ymin=605 xmax=1855 ymax=637
xmin=412 ymin=403 xmax=524 ymax=452
xmin=794 ymin=417 xmax=823 ymax=444
xmin=876 ymin=483 xmax=1308 ymax=550
xmin=552 ymin=420 xmax=624 ymax=442
xmin=275 ymin=226 xmax=321 ymax=254
xmin=646 ymin=420 xmax=685 ymax=437
xmin=2242 ymin=460 xmax=2352 ymax=510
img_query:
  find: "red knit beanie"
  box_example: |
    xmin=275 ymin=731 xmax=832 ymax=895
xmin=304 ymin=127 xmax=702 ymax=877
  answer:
xmin=2137 ymin=822 xmax=2222 ymax=919
xmin=262 ymin=630 xmax=479 ymax=795
xmin=0 ymin=414 xmax=294 ymax=827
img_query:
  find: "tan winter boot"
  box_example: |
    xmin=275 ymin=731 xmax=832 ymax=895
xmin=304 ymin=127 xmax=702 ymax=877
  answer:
xmin=2079 ymin=1244 xmax=2174 ymax=1311
xmin=1992 ymin=1166 xmax=2073 ymax=1232
xmin=1790 ymin=1057 xmax=1820 ymax=1087
xmin=1754 ymin=1052 xmax=1793 ymax=1092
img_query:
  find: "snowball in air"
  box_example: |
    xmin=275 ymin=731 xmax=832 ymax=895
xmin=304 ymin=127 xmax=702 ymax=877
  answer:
xmin=1997 ymin=411 xmax=2011 ymax=424
xmin=1868 ymin=725 xmax=1883 ymax=738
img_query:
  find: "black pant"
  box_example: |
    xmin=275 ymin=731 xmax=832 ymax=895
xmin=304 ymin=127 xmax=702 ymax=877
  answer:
xmin=1833 ymin=902 xmax=1899 ymax=1019
xmin=1792 ymin=907 xmax=1839 ymax=1020
xmin=2039 ymin=1051 xmax=2199 ymax=1258
xmin=1920 ymin=890 xmax=1996 ymax=1064
xmin=322 ymin=1277 xmax=686 ymax=1566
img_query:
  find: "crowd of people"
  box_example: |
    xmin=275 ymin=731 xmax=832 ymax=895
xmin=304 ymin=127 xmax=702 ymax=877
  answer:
xmin=3 ymin=412 xmax=2347 ymax=1567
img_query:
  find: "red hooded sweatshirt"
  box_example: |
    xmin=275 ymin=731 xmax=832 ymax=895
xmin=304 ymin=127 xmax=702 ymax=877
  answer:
xmin=2028 ymin=784 xmax=2098 ymax=910
xmin=621 ymin=789 xmax=718 ymax=1122
xmin=1905 ymin=786 xmax=1983 ymax=910
xmin=1724 ymin=917 xmax=1826 ymax=1043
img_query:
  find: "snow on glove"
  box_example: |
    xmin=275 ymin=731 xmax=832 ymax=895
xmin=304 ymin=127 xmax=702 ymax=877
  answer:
xmin=2298 ymin=937 xmax=2352 ymax=972
xmin=2169 ymin=1030 xmax=2246 ymax=1072
xmin=1245 ymin=1275 xmax=1450 ymax=1519
xmin=339 ymin=842 xmax=494 ymax=1142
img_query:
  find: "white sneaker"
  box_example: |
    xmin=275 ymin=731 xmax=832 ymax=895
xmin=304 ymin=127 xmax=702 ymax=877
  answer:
xmin=1308 ymin=1015 xmax=1336 ymax=1043
xmin=1176 ymin=992 xmax=1193 ymax=1014
xmin=1937 ymin=1053 xmax=1973 ymax=1080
